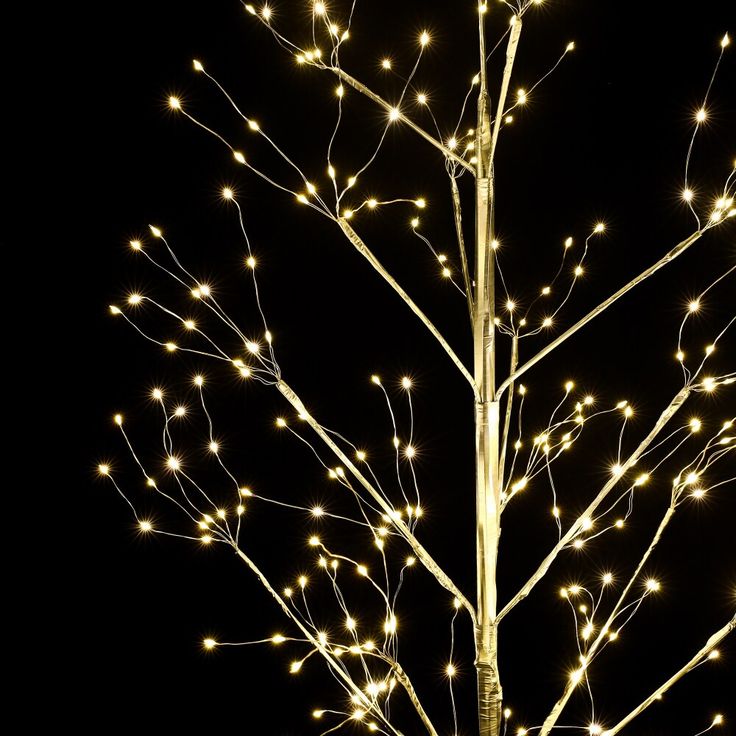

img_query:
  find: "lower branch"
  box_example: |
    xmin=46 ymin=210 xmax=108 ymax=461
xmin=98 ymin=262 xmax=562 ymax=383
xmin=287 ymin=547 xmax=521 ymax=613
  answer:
xmin=277 ymin=379 xmax=477 ymax=626
xmin=232 ymin=546 xmax=405 ymax=736
xmin=603 ymin=615 xmax=736 ymax=736
xmin=498 ymin=386 xmax=691 ymax=621
xmin=392 ymin=661 xmax=440 ymax=736
xmin=538 ymin=503 xmax=677 ymax=735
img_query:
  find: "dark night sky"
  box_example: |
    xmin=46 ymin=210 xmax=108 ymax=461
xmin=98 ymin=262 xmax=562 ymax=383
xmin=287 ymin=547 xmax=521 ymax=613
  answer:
xmin=57 ymin=1 xmax=735 ymax=733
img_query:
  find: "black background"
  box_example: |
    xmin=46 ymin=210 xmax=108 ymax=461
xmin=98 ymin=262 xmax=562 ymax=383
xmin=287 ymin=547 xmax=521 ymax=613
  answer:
xmin=60 ymin=1 xmax=734 ymax=733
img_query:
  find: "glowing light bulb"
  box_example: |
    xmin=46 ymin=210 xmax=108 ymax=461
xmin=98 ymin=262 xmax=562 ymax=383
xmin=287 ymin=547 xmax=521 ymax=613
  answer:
xmin=193 ymin=59 xmax=204 ymax=71
xmin=446 ymin=663 xmax=456 ymax=677
xmin=722 ymin=33 xmax=731 ymax=48
xmin=98 ymin=464 xmax=110 ymax=476
xmin=696 ymin=108 xmax=707 ymax=123
xmin=167 ymin=456 xmax=181 ymax=471
xmin=203 ymin=638 xmax=217 ymax=649
xmin=129 ymin=239 xmax=142 ymax=251
xmin=233 ymin=151 xmax=246 ymax=164
xmin=222 ymin=187 xmax=234 ymax=200
xmin=416 ymin=93 xmax=427 ymax=105
xmin=602 ymin=572 xmax=614 ymax=585
xmin=645 ymin=578 xmax=660 ymax=592
xmin=313 ymin=1 xmax=326 ymax=14
xmin=566 ymin=41 xmax=575 ymax=51
xmin=389 ymin=107 xmax=401 ymax=121
xmin=419 ymin=31 xmax=430 ymax=47
xmin=168 ymin=96 xmax=181 ymax=109
xmin=682 ymin=188 xmax=694 ymax=202
xmin=415 ymin=198 xmax=426 ymax=209
xmin=594 ymin=222 xmax=605 ymax=233
xmin=381 ymin=58 xmax=392 ymax=70
xmin=516 ymin=88 xmax=527 ymax=105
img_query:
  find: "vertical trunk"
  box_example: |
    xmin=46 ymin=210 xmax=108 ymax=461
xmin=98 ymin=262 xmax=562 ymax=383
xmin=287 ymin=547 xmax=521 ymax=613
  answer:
xmin=475 ymin=11 xmax=502 ymax=732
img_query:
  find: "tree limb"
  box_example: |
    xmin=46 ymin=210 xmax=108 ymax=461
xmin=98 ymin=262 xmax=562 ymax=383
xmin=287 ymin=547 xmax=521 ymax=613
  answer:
xmin=327 ymin=66 xmax=476 ymax=174
xmin=337 ymin=218 xmax=478 ymax=397
xmin=277 ymin=379 xmax=477 ymax=626
xmin=602 ymin=615 xmax=736 ymax=736
xmin=496 ymin=230 xmax=703 ymax=399
xmin=498 ymin=385 xmax=691 ymax=621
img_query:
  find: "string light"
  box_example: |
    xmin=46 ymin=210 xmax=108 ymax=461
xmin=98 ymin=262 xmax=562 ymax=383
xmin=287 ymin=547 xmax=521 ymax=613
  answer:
xmin=100 ymin=6 xmax=735 ymax=736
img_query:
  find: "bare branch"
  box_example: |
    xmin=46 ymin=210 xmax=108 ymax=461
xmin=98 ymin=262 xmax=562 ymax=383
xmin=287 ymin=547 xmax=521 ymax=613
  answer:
xmin=329 ymin=66 xmax=476 ymax=174
xmin=496 ymin=230 xmax=703 ymax=399
xmin=338 ymin=218 xmax=478 ymax=397
xmin=498 ymin=386 xmax=691 ymax=621
xmin=602 ymin=615 xmax=736 ymax=736
xmin=450 ymin=176 xmax=475 ymax=323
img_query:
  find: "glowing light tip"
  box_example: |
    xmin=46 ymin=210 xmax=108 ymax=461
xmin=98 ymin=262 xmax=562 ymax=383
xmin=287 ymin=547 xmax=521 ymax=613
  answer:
xmin=389 ymin=107 xmax=400 ymax=121
xmin=594 ymin=222 xmax=605 ymax=233
xmin=645 ymin=578 xmax=660 ymax=592
xmin=193 ymin=59 xmax=204 ymax=71
xmin=98 ymin=464 xmax=110 ymax=476
xmin=721 ymin=33 xmax=730 ymax=48
xmin=168 ymin=96 xmax=181 ymax=109
xmin=130 ymin=239 xmax=142 ymax=250
xmin=222 ymin=187 xmax=234 ymax=200
xmin=566 ymin=41 xmax=575 ymax=51
xmin=419 ymin=31 xmax=430 ymax=47
xmin=114 ymin=414 xmax=123 ymax=425
xmin=149 ymin=225 xmax=162 ymax=238
xmin=313 ymin=1 xmax=326 ymax=15
xmin=696 ymin=108 xmax=707 ymax=123
xmin=203 ymin=638 xmax=217 ymax=649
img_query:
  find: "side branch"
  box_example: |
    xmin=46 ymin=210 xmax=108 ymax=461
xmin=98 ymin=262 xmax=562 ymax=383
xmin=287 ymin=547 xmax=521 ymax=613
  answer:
xmin=276 ymin=379 xmax=477 ymax=626
xmin=338 ymin=218 xmax=478 ymax=397
xmin=233 ymin=546 xmax=405 ymax=736
xmin=329 ymin=66 xmax=475 ymax=173
xmin=496 ymin=230 xmax=703 ymax=398
xmin=498 ymin=386 xmax=691 ymax=621
xmin=450 ymin=176 xmax=474 ymax=324
xmin=602 ymin=615 xmax=736 ymax=736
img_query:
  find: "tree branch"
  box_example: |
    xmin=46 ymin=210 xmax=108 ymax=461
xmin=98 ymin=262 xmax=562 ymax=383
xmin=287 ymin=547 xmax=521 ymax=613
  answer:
xmin=232 ymin=546 xmax=405 ymax=736
xmin=276 ymin=379 xmax=477 ymax=627
xmin=539 ymin=502 xmax=678 ymax=735
xmin=327 ymin=66 xmax=476 ymax=174
xmin=496 ymin=230 xmax=703 ymax=399
xmin=602 ymin=615 xmax=736 ymax=736
xmin=337 ymin=218 xmax=478 ymax=397
xmin=450 ymin=175 xmax=475 ymax=324
xmin=498 ymin=385 xmax=691 ymax=621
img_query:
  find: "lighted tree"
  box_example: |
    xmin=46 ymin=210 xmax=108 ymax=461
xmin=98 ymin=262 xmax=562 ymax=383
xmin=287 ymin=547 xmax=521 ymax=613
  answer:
xmin=98 ymin=2 xmax=735 ymax=735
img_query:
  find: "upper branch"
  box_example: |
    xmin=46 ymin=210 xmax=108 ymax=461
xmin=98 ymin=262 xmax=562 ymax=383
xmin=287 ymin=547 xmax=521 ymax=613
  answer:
xmin=338 ymin=218 xmax=478 ymax=397
xmin=328 ymin=66 xmax=476 ymax=174
xmin=496 ymin=229 xmax=703 ymax=399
